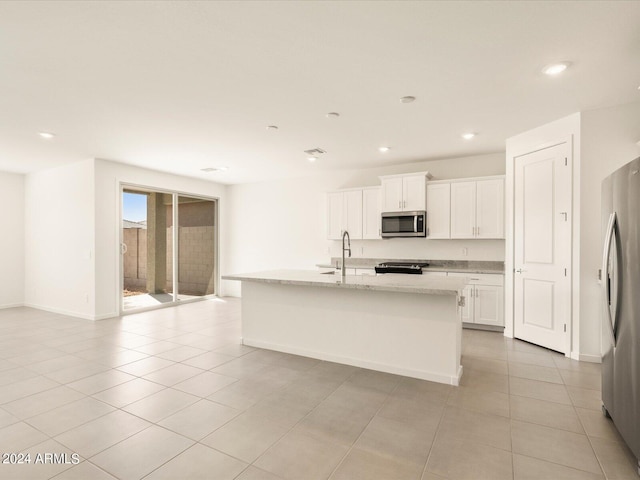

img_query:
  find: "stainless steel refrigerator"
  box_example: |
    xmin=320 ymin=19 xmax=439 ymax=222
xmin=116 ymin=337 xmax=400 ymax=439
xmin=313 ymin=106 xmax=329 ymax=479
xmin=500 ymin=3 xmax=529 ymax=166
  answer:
xmin=601 ymin=156 xmax=640 ymax=472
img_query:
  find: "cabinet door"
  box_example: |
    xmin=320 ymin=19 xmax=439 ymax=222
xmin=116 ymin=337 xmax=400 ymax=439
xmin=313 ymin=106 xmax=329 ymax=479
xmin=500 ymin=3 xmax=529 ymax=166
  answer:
xmin=381 ymin=178 xmax=404 ymax=212
xmin=402 ymin=175 xmax=426 ymax=211
xmin=362 ymin=188 xmax=381 ymax=239
xmin=343 ymin=190 xmax=363 ymax=239
xmin=474 ymin=284 xmax=504 ymax=326
xmin=426 ymin=183 xmax=450 ymax=238
xmin=476 ymin=179 xmax=504 ymax=239
xmin=450 ymin=181 xmax=476 ymax=238
xmin=327 ymin=192 xmax=344 ymax=240
xmin=459 ymin=285 xmax=474 ymax=323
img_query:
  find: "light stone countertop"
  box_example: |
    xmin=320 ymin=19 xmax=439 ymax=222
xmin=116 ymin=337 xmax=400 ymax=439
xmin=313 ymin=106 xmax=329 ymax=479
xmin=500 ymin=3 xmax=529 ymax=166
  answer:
xmin=316 ymin=258 xmax=504 ymax=275
xmin=222 ymin=269 xmax=468 ymax=295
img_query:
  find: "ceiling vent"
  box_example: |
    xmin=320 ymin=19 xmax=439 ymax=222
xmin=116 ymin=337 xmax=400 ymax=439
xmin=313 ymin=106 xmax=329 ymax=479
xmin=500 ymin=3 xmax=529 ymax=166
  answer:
xmin=304 ymin=148 xmax=327 ymax=156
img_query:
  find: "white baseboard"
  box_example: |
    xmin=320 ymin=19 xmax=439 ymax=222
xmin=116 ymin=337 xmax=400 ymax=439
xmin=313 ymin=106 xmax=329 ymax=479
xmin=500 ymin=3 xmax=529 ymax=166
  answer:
xmin=23 ymin=303 xmax=96 ymax=321
xmin=243 ymin=337 xmax=462 ymax=386
xmin=578 ymin=353 xmax=602 ymax=364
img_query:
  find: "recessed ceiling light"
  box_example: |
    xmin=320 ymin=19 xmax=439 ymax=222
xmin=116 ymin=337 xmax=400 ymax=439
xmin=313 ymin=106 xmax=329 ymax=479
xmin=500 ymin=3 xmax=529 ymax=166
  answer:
xmin=38 ymin=132 xmax=55 ymax=139
xmin=201 ymin=166 xmax=228 ymax=173
xmin=400 ymin=96 xmax=416 ymax=103
xmin=307 ymin=156 xmax=317 ymax=163
xmin=462 ymin=133 xmax=476 ymax=140
xmin=379 ymin=146 xmax=390 ymax=153
xmin=266 ymin=125 xmax=278 ymax=131
xmin=326 ymin=112 xmax=340 ymax=118
xmin=542 ymin=62 xmax=571 ymax=76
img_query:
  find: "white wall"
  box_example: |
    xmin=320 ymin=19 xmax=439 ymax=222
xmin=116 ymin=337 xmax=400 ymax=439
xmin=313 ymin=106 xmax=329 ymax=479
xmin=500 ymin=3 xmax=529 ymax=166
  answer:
xmin=94 ymin=159 xmax=228 ymax=319
xmin=24 ymin=160 xmax=96 ymax=318
xmin=579 ymin=101 xmax=640 ymax=358
xmin=226 ymin=153 xmax=505 ymax=296
xmin=0 ymin=172 xmax=25 ymax=308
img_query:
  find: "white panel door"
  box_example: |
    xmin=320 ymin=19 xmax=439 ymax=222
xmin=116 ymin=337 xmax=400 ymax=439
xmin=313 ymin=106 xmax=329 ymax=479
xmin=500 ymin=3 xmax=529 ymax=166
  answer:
xmin=426 ymin=183 xmax=450 ymax=238
xmin=514 ymin=143 xmax=571 ymax=353
xmin=343 ymin=190 xmax=363 ymax=239
xmin=327 ymin=192 xmax=344 ymax=240
xmin=476 ymin=179 xmax=504 ymax=239
xmin=381 ymin=178 xmax=403 ymax=212
xmin=362 ymin=187 xmax=381 ymax=239
xmin=403 ymin=175 xmax=426 ymax=211
xmin=450 ymin=181 xmax=476 ymax=238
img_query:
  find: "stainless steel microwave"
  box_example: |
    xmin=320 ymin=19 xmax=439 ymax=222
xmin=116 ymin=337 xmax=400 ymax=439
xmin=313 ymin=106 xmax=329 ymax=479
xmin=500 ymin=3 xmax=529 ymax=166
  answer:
xmin=381 ymin=211 xmax=426 ymax=238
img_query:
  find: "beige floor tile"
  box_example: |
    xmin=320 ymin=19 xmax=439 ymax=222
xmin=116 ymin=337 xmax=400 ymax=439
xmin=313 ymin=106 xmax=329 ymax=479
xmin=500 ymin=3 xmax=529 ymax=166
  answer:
xmin=122 ymin=387 xmax=199 ymax=423
xmin=0 ymin=366 xmax=41 ymax=387
xmin=510 ymin=395 xmax=583 ymax=433
xmin=513 ymin=453 xmax=604 ymax=479
xmin=26 ymin=355 xmax=86 ymax=375
xmin=553 ymin=355 xmax=602 ymax=374
xmin=254 ymin=429 xmax=349 ymax=480
xmin=0 ymin=406 xmax=19 ymax=429
xmin=566 ymin=384 xmax=602 ymax=411
xmin=132 ymin=340 xmax=180 ymax=355
xmin=235 ymin=466 xmax=284 ymax=480
xmin=0 ymin=421 xmax=49 ymax=451
xmin=44 ymin=361 xmax=110 ymax=384
xmin=55 ymin=409 xmax=151 ymax=458
xmin=377 ymin=394 xmax=445 ymax=428
xmin=511 ymin=419 xmax=602 ymax=474
xmin=90 ymin=425 xmax=194 ymax=480
xmin=182 ymin=351 xmax=236 ymax=369
xmin=509 ymin=376 xmax=572 ymax=404
xmin=25 ymin=396 xmax=115 ymax=436
xmin=3 ymin=385 xmax=85 ymax=419
xmin=459 ymin=369 xmax=509 ymax=393
xmin=331 ymin=447 xmax=424 ymax=480
xmin=155 ymin=345 xmax=208 ymax=362
xmin=559 ymin=369 xmax=601 ymax=390
xmin=437 ymin=406 xmax=511 ymax=451
xmin=576 ymin=406 xmax=622 ymax=441
xmin=201 ymin=412 xmax=291 ymax=463
xmin=159 ymin=399 xmax=240 ymax=440
xmin=354 ymin=415 xmax=435 ymax=466
xmin=461 ymin=355 xmax=508 ymax=375
xmin=172 ymin=371 xmax=237 ymax=399
xmin=509 ymin=361 xmax=563 ymax=384
xmin=9 ymin=348 xmax=68 ymax=366
xmin=245 ymin=386 xmax=322 ymax=428
xmin=421 ymin=473 xmax=448 ymax=480
xmin=207 ymin=378 xmax=282 ymax=410
xmin=145 ymin=443 xmax=247 ymax=480
xmin=590 ymin=435 xmax=640 ymax=480
xmin=447 ymin=386 xmax=510 ymax=417
xmin=66 ymin=369 xmax=137 ymax=395
xmin=462 ymin=344 xmax=508 ymax=361
xmin=425 ymin=432 xmax=512 ymax=480
xmin=116 ymin=356 xmax=174 ymax=376
xmin=92 ymin=377 xmax=166 ymax=407
xmin=142 ymin=362 xmax=204 ymax=386
xmin=507 ymin=350 xmax=557 ymax=367
xmin=392 ymin=378 xmax=452 ymax=406
xmin=0 ymin=375 xmax=60 ymax=404
xmin=324 ymin=382 xmax=389 ymax=416
xmin=50 ymin=461 xmax=118 ymax=479
xmin=93 ymin=349 xmax=149 ymax=367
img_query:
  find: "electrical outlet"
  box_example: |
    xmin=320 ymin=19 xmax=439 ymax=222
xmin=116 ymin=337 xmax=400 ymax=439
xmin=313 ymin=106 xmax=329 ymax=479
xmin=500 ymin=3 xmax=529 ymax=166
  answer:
xmin=462 ymin=247 xmax=468 ymax=257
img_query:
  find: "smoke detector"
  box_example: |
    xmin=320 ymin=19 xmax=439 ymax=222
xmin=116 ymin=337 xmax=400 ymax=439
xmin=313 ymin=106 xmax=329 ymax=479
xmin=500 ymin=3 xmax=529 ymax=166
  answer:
xmin=303 ymin=148 xmax=327 ymax=156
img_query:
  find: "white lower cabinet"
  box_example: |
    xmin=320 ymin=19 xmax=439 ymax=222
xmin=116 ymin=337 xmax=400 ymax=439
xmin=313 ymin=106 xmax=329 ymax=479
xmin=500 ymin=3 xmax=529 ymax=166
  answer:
xmin=448 ymin=273 xmax=504 ymax=327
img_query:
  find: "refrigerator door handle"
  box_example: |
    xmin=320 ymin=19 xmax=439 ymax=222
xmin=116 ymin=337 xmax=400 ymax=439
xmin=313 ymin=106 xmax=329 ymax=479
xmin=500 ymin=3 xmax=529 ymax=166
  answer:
xmin=602 ymin=211 xmax=617 ymax=347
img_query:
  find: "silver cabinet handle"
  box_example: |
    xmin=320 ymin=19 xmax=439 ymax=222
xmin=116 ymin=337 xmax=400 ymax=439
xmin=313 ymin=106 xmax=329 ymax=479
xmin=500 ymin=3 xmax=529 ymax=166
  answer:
xmin=398 ymin=200 xmax=401 ymax=209
xmin=477 ymin=226 xmax=480 ymax=236
xmin=602 ymin=211 xmax=618 ymax=347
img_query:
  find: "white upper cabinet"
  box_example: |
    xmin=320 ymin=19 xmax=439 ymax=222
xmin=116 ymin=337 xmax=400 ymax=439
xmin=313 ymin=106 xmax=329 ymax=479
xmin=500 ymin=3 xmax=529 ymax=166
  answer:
xmin=450 ymin=181 xmax=477 ymax=238
xmin=362 ymin=187 xmax=381 ymax=239
xmin=326 ymin=188 xmax=369 ymax=240
xmin=426 ymin=183 xmax=450 ymax=239
xmin=476 ymin=178 xmax=504 ymax=239
xmin=450 ymin=177 xmax=504 ymax=239
xmin=379 ymin=172 xmax=431 ymax=212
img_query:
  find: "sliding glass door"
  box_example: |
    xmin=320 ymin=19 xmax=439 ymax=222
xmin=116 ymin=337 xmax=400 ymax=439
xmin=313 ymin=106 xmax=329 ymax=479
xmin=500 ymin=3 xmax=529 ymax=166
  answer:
xmin=121 ymin=186 xmax=217 ymax=312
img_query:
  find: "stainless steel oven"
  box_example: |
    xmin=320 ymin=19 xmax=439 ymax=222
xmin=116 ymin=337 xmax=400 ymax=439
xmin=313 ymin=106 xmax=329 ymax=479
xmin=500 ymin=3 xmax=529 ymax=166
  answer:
xmin=381 ymin=211 xmax=426 ymax=238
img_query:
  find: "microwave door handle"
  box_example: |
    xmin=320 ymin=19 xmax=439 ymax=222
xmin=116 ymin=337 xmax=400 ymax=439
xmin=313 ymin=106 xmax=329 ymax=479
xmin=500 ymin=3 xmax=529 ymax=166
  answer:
xmin=414 ymin=216 xmax=418 ymax=233
xmin=602 ymin=212 xmax=617 ymax=347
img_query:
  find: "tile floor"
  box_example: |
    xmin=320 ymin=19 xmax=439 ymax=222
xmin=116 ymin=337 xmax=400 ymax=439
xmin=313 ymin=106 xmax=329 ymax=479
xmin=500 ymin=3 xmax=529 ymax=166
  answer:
xmin=0 ymin=299 xmax=638 ymax=480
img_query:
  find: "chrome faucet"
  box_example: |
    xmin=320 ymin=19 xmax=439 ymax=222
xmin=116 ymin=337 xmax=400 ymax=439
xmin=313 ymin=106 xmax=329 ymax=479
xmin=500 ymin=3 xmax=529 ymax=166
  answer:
xmin=341 ymin=230 xmax=351 ymax=281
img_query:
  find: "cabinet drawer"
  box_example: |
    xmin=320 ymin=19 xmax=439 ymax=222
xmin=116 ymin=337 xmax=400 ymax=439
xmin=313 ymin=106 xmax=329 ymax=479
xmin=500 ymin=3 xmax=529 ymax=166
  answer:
xmin=447 ymin=272 xmax=504 ymax=286
xmin=422 ymin=271 xmax=448 ymax=276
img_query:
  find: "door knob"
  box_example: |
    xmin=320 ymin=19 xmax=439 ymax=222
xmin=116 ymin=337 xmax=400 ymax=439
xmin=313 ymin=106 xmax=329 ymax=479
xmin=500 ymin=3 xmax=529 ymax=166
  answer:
xmin=516 ymin=269 xmax=525 ymax=273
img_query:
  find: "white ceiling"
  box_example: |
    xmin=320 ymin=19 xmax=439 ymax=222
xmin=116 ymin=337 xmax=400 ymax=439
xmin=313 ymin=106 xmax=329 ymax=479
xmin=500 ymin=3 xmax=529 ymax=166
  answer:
xmin=1 ymin=1 xmax=639 ymax=184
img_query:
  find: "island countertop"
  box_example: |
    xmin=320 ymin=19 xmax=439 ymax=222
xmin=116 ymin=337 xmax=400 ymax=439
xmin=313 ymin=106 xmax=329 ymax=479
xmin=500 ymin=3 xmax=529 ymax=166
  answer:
xmin=222 ymin=269 xmax=468 ymax=295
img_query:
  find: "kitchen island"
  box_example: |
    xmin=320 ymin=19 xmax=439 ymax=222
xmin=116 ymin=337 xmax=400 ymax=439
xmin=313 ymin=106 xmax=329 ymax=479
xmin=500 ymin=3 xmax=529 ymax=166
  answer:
xmin=222 ymin=270 xmax=467 ymax=385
